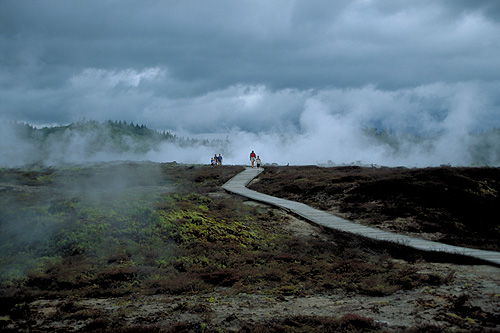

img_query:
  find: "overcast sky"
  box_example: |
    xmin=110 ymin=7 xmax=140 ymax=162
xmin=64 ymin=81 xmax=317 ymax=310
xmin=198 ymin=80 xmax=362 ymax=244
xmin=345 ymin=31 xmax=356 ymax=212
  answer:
xmin=1 ymin=0 xmax=500 ymax=166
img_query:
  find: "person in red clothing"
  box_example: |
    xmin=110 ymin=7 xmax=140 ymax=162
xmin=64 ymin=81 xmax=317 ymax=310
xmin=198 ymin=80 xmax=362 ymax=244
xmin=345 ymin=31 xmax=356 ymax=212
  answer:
xmin=250 ymin=150 xmax=256 ymax=167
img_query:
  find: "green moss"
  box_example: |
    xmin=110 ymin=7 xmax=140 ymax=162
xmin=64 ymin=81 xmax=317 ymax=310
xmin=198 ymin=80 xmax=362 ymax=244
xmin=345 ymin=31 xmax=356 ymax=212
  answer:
xmin=478 ymin=180 xmax=498 ymax=196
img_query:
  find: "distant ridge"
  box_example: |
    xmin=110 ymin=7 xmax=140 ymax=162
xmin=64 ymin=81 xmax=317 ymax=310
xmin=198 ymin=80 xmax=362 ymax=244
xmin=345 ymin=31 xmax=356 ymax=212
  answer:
xmin=13 ymin=119 xmax=178 ymax=145
xmin=2 ymin=120 xmax=228 ymax=167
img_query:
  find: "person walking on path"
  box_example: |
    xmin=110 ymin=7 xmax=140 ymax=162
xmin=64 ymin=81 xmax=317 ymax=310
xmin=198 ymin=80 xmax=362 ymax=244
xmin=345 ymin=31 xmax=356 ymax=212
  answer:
xmin=256 ymin=156 xmax=261 ymax=169
xmin=250 ymin=150 xmax=256 ymax=167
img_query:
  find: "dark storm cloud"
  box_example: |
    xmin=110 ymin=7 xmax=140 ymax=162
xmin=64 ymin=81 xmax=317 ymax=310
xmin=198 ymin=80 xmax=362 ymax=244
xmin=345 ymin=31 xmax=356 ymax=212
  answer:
xmin=1 ymin=1 xmax=500 ymax=166
xmin=3 ymin=0 xmax=498 ymax=91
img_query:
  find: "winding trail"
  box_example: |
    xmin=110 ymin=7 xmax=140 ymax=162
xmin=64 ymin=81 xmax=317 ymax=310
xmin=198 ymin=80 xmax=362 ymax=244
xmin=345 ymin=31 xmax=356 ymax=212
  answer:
xmin=223 ymin=167 xmax=500 ymax=266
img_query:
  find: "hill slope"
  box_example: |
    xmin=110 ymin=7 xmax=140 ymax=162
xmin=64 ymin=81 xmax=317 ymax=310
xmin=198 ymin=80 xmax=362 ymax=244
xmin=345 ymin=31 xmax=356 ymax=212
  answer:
xmin=1 ymin=120 xmax=226 ymax=167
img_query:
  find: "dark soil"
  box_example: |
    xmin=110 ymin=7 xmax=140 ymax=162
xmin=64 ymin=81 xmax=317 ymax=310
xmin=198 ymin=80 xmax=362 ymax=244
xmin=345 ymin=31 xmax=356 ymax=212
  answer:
xmin=249 ymin=165 xmax=500 ymax=252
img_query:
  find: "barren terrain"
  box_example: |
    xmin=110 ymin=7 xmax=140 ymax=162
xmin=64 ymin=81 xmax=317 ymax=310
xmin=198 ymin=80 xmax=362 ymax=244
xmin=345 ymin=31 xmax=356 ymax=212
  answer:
xmin=249 ymin=165 xmax=500 ymax=252
xmin=1 ymin=163 xmax=499 ymax=332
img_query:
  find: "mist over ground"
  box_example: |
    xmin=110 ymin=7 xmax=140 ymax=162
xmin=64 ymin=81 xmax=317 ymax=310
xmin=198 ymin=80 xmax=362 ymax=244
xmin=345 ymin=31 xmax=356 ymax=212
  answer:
xmin=2 ymin=81 xmax=500 ymax=169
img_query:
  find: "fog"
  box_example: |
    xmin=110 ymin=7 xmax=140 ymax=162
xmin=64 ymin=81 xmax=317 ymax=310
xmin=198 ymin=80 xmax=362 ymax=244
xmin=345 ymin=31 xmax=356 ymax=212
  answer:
xmin=2 ymin=81 xmax=500 ymax=168
xmin=0 ymin=159 xmax=173 ymax=280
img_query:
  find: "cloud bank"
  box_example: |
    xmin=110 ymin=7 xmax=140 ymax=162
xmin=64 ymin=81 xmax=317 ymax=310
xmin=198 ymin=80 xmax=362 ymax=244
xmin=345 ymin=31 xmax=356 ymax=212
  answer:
xmin=1 ymin=1 xmax=499 ymax=167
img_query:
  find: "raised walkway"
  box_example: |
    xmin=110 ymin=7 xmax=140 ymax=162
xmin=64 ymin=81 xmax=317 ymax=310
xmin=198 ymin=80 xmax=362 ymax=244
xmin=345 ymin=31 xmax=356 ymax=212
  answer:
xmin=222 ymin=167 xmax=500 ymax=266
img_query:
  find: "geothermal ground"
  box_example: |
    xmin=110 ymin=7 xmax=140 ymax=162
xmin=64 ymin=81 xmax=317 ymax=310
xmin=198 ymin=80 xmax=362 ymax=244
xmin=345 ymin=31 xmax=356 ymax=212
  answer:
xmin=1 ymin=163 xmax=499 ymax=332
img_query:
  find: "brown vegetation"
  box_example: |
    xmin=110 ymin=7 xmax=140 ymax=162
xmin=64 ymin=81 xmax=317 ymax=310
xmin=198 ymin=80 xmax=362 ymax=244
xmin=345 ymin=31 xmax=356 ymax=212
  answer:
xmin=0 ymin=163 xmax=499 ymax=331
xmin=249 ymin=165 xmax=500 ymax=251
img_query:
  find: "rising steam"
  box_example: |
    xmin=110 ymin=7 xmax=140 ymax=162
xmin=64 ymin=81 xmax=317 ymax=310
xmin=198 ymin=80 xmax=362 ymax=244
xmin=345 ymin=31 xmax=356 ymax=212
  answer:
xmin=2 ymin=82 xmax=500 ymax=168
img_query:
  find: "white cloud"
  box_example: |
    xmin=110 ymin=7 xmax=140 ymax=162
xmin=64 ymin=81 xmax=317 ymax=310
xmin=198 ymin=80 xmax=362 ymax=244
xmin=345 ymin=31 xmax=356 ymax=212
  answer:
xmin=70 ymin=67 xmax=163 ymax=89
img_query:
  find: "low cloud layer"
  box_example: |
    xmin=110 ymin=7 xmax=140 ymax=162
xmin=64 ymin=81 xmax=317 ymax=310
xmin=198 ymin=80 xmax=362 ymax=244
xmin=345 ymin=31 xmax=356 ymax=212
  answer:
xmin=2 ymin=86 xmax=500 ymax=167
xmin=1 ymin=1 xmax=499 ymax=167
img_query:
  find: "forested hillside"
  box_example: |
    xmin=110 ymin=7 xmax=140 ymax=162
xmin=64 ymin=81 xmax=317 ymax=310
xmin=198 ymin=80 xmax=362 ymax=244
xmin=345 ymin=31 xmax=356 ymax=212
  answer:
xmin=1 ymin=120 xmax=227 ymax=167
xmin=10 ymin=119 xmax=221 ymax=150
xmin=14 ymin=120 xmax=175 ymax=142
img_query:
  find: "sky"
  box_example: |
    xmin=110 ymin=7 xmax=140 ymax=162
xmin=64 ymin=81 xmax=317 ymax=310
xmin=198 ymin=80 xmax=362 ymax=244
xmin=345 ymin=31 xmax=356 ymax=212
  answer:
xmin=1 ymin=0 xmax=500 ymax=166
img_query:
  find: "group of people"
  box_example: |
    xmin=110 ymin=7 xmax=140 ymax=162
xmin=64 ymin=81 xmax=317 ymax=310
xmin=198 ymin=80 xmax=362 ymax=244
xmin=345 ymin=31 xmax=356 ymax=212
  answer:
xmin=249 ymin=150 xmax=261 ymax=168
xmin=210 ymin=151 xmax=262 ymax=168
xmin=211 ymin=154 xmax=223 ymax=166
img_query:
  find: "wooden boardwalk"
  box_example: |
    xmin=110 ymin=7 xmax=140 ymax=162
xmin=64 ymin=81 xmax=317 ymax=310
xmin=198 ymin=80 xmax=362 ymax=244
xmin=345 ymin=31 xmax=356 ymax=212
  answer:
xmin=223 ymin=167 xmax=500 ymax=266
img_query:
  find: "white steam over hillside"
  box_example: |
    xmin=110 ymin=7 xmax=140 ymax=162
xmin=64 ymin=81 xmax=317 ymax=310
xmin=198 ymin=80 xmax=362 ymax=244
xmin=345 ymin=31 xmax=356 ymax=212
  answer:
xmin=0 ymin=83 xmax=500 ymax=167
